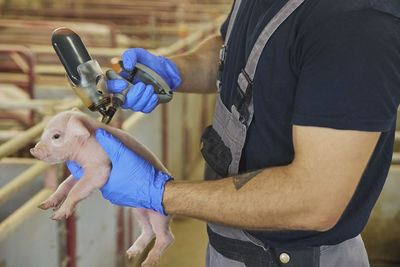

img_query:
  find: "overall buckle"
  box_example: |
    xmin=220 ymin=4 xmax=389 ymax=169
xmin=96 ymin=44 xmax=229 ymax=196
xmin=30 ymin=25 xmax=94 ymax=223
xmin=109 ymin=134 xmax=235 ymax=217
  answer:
xmin=216 ymin=45 xmax=228 ymax=89
xmin=234 ymin=69 xmax=253 ymax=125
xmin=219 ymin=45 xmax=227 ymax=62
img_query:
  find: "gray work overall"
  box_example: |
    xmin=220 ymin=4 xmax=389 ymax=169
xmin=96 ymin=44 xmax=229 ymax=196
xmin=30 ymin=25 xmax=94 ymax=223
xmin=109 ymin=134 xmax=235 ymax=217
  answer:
xmin=200 ymin=0 xmax=370 ymax=266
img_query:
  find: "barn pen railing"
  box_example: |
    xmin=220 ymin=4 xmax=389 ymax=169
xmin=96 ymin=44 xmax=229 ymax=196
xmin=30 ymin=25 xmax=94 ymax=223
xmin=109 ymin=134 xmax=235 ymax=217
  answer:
xmin=0 ymin=15 xmax=223 ymax=267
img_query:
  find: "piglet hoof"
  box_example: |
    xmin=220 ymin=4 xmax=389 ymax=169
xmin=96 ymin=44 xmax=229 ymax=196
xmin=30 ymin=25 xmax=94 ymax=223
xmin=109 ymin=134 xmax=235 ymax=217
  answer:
xmin=51 ymin=208 xmax=67 ymax=221
xmin=39 ymin=198 xmax=62 ymax=210
xmin=141 ymin=258 xmax=159 ymax=267
xmin=51 ymin=213 xmax=63 ymax=221
xmin=38 ymin=201 xmax=51 ymax=210
xmin=126 ymin=248 xmax=142 ymax=262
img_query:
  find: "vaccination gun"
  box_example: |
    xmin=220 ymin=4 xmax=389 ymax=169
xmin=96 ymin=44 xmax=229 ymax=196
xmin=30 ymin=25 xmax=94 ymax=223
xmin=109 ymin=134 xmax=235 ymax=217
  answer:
xmin=52 ymin=27 xmax=173 ymax=124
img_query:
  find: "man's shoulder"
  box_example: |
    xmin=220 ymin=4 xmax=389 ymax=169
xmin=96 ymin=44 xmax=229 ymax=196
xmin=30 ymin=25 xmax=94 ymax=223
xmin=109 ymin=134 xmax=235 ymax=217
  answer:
xmin=367 ymin=0 xmax=400 ymax=18
xmin=295 ymin=0 xmax=400 ymax=45
xmin=299 ymin=0 xmax=399 ymax=29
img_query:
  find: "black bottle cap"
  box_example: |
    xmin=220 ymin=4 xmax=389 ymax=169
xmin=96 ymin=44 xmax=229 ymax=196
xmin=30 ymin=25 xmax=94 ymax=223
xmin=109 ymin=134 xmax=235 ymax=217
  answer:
xmin=52 ymin=27 xmax=92 ymax=85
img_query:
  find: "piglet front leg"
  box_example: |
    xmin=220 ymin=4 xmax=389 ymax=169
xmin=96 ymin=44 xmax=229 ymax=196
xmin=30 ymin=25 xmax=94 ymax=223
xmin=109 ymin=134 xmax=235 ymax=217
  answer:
xmin=39 ymin=175 xmax=77 ymax=210
xmin=52 ymin=167 xmax=109 ymax=220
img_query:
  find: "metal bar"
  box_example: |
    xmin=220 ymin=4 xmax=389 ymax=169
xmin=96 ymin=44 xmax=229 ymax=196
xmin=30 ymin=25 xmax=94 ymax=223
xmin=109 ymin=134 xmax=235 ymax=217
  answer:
xmin=0 ymin=161 xmax=51 ymax=206
xmin=28 ymin=15 xmax=225 ymax=59
xmin=0 ymin=188 xmax=53 ymax=243
xmin=116 ymin=207 xmax=125 ymax=267
xmin=2 ymin=7 xmax=217 ymax=22
xmin=0 ymin=99 xmax=62 ymax=110
xmin=392 ymin=152 xmax=400 ymax=164
xmin=0 ymin=98 xmax=83 ymax=114
xmin=0 ymin=130 xmax=23 ymax=141
xmin=0 ymin=157 xmax=38 ymax=164
xmin=56 ymin=98 xmax=85 ymax=112
xmin=66 ymin=214 xmax=77 ymax=267
xmin=0 ymin=118 xmax=49 ymax=159
xmin=113 ymin=105 xmax=126 ymax=267
xmin=121 ymin=112 xmax=146 ymax=131
xmin=58 ymin=165 xmax=77 ymax=267
xmin=182 ymin=95 xmax=188 ymax=179
xmin=128 ymin=209 xmax=133 ymax=249
xmin=162 ymin=104 xmax=169 ymax=168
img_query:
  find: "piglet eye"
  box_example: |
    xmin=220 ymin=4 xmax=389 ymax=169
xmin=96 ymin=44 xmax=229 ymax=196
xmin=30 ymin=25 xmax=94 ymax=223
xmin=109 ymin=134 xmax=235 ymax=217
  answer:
xmin=53 ymin=134 xmax=60 ymax=139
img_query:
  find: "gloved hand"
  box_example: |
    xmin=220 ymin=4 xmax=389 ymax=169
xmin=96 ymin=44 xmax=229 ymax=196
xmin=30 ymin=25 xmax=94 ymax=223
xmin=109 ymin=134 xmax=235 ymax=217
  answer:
xmin=107 ymin=79 xmax=159 ymax=113
xmin=66 ymin=128 xmax=173 ymax=215
xmin=66 ymin=160 xmax=84 ymax=180
xmin=107 ymin=48 xmax=181 ymax=113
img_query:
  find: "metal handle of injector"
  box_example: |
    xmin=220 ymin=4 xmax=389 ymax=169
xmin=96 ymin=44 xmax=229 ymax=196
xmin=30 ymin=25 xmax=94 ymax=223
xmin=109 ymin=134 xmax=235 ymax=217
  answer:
xmin=102 ymin=64 xmax=174 ymax=124
xmin=118 ymin=60 xmax=173 ymax=104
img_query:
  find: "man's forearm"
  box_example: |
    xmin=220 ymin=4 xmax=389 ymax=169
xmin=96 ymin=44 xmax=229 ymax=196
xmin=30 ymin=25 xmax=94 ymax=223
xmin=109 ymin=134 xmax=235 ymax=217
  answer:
xmin=169 ymin=35 xmax=223 ymax=94
xmin=162 ymin=164 xmax=330 ymax=232
xmin=162 ymin=126 xmax=379 ymax=232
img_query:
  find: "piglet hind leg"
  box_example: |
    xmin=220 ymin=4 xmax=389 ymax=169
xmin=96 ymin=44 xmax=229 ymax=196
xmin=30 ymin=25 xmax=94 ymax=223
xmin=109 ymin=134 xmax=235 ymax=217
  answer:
xmin=51 ymin=169 xmax=109 ymax=220
xmin=39 ymin=175 xmax=77 ymax=210
xmin=127 ymin=208 xmax=156 ymax=262
xmin=141 ymin=210 xmax=173 ymax=267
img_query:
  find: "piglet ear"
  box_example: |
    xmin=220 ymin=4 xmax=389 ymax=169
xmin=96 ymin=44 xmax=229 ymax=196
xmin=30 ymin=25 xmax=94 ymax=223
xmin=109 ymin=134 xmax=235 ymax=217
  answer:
xmin=71 ymin=107 xmax=80 ymax=112
xmin=67 ymin=116 xmax=90 ymax=139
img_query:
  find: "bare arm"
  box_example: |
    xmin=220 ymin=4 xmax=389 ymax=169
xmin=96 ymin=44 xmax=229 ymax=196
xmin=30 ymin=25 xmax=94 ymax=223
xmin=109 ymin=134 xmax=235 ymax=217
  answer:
xmin=169 ymin=35 xmax=223 ymax=94
xmin=163 ymin=125 xmax=380 ymax=231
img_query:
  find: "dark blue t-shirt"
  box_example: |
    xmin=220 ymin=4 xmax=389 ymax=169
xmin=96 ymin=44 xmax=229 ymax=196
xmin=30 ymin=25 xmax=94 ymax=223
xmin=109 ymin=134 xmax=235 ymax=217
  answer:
xmin=219 ymin=0 xmax=400 ymax=247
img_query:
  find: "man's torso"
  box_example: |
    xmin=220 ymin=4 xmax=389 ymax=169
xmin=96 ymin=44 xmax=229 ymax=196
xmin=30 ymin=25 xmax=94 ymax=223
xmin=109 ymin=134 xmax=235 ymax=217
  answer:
xmin=218 ymin=0 xmax=400 ymax=247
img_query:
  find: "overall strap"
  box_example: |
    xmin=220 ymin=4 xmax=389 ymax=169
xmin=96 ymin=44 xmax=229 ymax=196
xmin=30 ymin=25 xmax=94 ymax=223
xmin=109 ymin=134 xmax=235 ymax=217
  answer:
xmin=235 ymin=0 xmax=306 ymax=127
xmin=217 ymin=0 xmax=243 ymax=91
xmin=225 ymin=0 xmax=243 ymax=46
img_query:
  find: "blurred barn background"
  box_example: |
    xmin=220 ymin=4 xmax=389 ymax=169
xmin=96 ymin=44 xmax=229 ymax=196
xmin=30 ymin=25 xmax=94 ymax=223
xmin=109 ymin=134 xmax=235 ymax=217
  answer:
xmin=0 ymin=0 xmax=399 ymax=266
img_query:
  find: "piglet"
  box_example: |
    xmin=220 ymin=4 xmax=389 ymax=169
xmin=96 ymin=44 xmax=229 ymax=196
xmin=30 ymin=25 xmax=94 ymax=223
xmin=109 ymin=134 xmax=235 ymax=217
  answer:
xmin=30 ymin=108 xmax=173 ymax=267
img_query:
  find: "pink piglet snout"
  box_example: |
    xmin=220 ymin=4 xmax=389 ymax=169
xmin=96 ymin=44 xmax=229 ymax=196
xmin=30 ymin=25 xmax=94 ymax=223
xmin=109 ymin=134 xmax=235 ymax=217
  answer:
xmin=30 ymin=143 xmax=48 ymax=161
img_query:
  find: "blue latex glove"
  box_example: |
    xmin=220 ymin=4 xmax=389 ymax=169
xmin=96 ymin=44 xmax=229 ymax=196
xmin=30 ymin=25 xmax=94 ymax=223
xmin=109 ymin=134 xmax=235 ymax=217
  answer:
xmin=66 ymin=128 xmax=173 ymax=215
xmin=108 ymin=79 xmax=159 ymax=113
xmin=66 ymin=160 xmax=84 ymax=180
xmin=107 ymin=48 xmax=181 ymax=113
